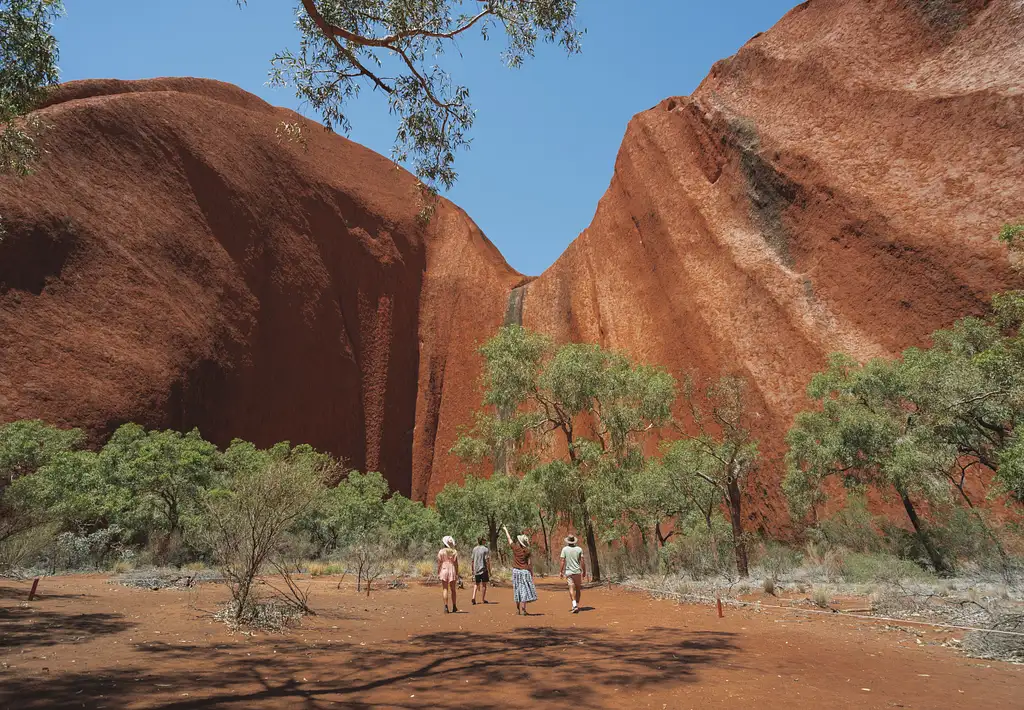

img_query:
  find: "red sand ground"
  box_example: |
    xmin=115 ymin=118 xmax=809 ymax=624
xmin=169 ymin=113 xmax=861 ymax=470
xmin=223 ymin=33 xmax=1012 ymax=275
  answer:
xmin=0 ymin=575 xmax=1019 ymax=709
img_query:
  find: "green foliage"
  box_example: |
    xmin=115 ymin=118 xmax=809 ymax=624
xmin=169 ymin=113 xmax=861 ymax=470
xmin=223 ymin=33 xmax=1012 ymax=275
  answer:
xmin=452 ymin=325 xmax=677 ymax=580
xmin=808 ymin=493 xmax=885 ymax=554
xmin=382 ymin=493 xmax=441 ymax=553
xmin=8 ymin=449 xmax=105 ymax=532
xmin=435 ymin=472 xmax=533 ymax=551
xmin=3 ymin=1 xmax=581 ymax=191
xmin=0 ymin=0 xmax=62 ymax=175
xmin=786 ymin=289 xmax=1024 ymax=573
xmin=0 ymin=418 xmax=84 ymax=482
xmin=657 ymin=511 xmax=734 ymax=578
xmin=785 ymin=354 xmax=944 ymax=512
xmin=998 ymin=222 xmax=1024 ymax=251
xmin=787 ymin=292 xmax=1024 ymax=508
xmin=266 ymin=0 xmax=582 ymax=190
xmin=643 ymin=375 xmax=760 ymax=577
xmin=838 ymin=552 xmax=933 ymax=584
xmin=95 ymin=424 xmax=219 ymax=542
xmin=322 ymin=469 xmax=389 ymax=545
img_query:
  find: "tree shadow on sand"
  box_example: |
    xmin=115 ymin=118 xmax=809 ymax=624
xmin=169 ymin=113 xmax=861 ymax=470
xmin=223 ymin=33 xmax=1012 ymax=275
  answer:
xmin=0 ymin=583 xmax=91 ymax=602
xmin=0 ymin=606 xmax=134 ymax=649
xmin=2 ymin=624 xmax=738 ymax=709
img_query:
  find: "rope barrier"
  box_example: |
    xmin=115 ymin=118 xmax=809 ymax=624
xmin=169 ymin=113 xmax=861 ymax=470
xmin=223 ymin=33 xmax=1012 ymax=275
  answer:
xmin=621 ymin=582 xmax=1024 ymax=638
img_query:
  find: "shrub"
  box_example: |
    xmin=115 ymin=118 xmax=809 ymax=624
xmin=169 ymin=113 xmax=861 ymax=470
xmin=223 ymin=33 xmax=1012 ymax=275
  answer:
xmin=811 ymin=585 xmax=831 ymax=608
xmin=659 ymin=513 xmax=734 ymax=579
xmin=839 ymin=552 xmax=933 ymax=584
xmin=808 ymin=494 xmax=884 ymax=554
xmin=803 ymin=541 xmax=846 ymax=581
xmin=608 ymin=540 xmax=658 ymax=580
xmin=756 ymin=541 xmax=801 ymax=583
xmin=0 ymin=523 xmax=56 ymax=574
xmin=309 ymin=562 xmax=345 ymax=577
xmin=929 ymin=507 xmax=1018 ymax=578
xmin=203 ymin=457 xmax=326 ymax=623
xmin=51 ymin=526 xmax=126 ymax=571
xmin=346 ymin=540 xmax=396 ymax=596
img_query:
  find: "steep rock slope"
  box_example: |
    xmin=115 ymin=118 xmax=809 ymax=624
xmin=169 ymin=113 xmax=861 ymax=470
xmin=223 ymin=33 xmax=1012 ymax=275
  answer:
xmin=481 ymin=0 xmax=1023 ymax=521
xmin=0 ymin=78 xmax=519 ymax=495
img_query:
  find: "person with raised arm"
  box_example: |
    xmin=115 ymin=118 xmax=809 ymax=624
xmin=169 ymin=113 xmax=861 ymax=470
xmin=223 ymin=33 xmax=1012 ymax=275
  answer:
xmin=503 ymin=525 xmax=538 ymax=615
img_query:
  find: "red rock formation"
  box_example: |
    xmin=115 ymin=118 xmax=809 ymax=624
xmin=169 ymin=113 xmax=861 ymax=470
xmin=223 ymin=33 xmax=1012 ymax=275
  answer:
xmin=0 ymin=78 xmax=519 ymax=496
xmin=514 ymin=0 xmax=1024 ymax=526
xmin=2 ymin=0 xmax=1022 ymax=526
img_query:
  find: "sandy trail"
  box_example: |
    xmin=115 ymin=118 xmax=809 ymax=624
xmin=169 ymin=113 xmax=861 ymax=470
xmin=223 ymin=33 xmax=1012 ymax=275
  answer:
xmin=0 ymin=575 xmax=1019 ymax=709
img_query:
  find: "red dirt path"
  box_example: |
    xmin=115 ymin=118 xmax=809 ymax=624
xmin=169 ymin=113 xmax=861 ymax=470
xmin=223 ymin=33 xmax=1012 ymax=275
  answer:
xmin=1 ymin=575 xmax=1019 ymax=709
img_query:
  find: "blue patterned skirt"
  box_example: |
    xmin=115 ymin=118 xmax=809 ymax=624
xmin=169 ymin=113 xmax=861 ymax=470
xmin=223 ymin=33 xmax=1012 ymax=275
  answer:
xmin=512 ymin=568 xmax=538 ymax=603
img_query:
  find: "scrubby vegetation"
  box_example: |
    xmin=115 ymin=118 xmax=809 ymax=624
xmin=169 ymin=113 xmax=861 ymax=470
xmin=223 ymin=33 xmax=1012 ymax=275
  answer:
xmin=3 ymin=283 xmax=1023 ymax=648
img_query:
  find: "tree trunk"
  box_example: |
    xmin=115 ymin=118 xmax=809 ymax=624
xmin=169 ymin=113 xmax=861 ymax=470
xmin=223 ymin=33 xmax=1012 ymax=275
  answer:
xmin=899 ymin=490 xmax=949 ymax=574
xmin=539 ymin=511 xmax=551 ymax=562
xmin=584 ymin=519 xmax=601 ymax=583
xmin=575 ymin=485 xmax=601 ymax=582
xmin=726 ymin=479 xmax=749 ymax=578
xmin=488 ymin=518 xmax=499 ymax=562
xmin=654 ymin=522 xmax=673 ymax=547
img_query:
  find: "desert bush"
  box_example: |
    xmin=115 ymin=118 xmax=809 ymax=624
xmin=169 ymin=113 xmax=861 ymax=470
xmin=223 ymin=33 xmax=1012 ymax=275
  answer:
xmin=811 ymin=585 xmax=832 ymax=608
xmin=808 ymin=494 xmax=884 ymax=554
xmin=50 ymin=526 xmax=126 ymax=571
xmin=803 ymin=541 xmax=846 ymax=581
xmin=608 ymin=540 xmax=658 ymax=580
xmin=308 ymin=562 xmax=346 ymax=577
xmin=839 ymin=552 xmax=933 ymax=584
xmin=203 ymin=455 xmax=326 ymax=623
xmin=755 ymin=541 xmax=801 ymax=584
xmin=0 ymin=523 xmax=56 ymax=574
xmin=929 ymin=507 xmax=1020 ymax=580
xmin=963 ymin=612 xmax=1024 ymax=663
xmin=659 ymin=513 xmax=733 ymax=578
xmin=214 ymin=599 xmax=302 ymax=632
xmin=346 ymin=540 xmax=396 ymax=596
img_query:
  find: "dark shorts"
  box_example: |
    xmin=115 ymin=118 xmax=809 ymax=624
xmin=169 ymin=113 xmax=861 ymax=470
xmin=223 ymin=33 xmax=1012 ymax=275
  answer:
xmin=474 ymin=571 xmax=490 ymax=584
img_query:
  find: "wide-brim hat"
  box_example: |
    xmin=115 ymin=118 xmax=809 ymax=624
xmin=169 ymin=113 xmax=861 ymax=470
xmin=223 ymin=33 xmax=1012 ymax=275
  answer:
xmin=564 ymin=535 xmax=578 ymax=545
xmin=516 ymin=534 xmax=530 ymax=547
xmin=442 ymin=535 xmax=456 ymax=549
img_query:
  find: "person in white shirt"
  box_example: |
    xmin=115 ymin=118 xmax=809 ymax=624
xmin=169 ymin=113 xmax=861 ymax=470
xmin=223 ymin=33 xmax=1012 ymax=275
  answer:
xmin=559 ymin=535 xmax=587 ymax=613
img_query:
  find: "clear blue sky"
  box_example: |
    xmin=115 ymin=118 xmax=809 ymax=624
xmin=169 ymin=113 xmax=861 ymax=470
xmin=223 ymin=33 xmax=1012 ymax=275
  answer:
xmin=54 ymin=1 xmax=798 ymax=275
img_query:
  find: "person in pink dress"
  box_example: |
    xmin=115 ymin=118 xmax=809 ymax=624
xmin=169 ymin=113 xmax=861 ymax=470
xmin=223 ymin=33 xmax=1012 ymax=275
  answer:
xmin=437 ymin=535 xmax=460 ymax=613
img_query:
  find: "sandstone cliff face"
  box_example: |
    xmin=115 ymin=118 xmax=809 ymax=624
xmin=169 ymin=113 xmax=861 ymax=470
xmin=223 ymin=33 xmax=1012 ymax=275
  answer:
xmin=2 ymin=0 xmax=1022 ymax=521
xmin=509 ymin=0 xmax=1024 ymax=522
xmin=0 ymin=78 xmax=519 ymax=496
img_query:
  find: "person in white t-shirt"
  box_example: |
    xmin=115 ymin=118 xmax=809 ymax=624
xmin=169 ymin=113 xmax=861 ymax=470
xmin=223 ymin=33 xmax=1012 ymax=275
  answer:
xmin=559 ymin=535 xmax=587 ymax=613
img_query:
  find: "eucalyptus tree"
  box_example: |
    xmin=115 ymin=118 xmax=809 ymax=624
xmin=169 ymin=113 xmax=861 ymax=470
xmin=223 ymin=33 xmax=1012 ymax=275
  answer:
xmin=434 ymin=471 xmax=533 ymax=557
xmin=95 ymin=424 xmax=220 ymax=546
xmin=785 ymin=354 xmax=954 ymax=573
xmin=646 ymin=375 xmax=760 ymax=577
xmin=452 ymin=324 xmax=676 ymax=582
xmin=0 ymin=0 xmax=61 ymax=176
xmin=785 ymin=290 xmax=1024 ymax=574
